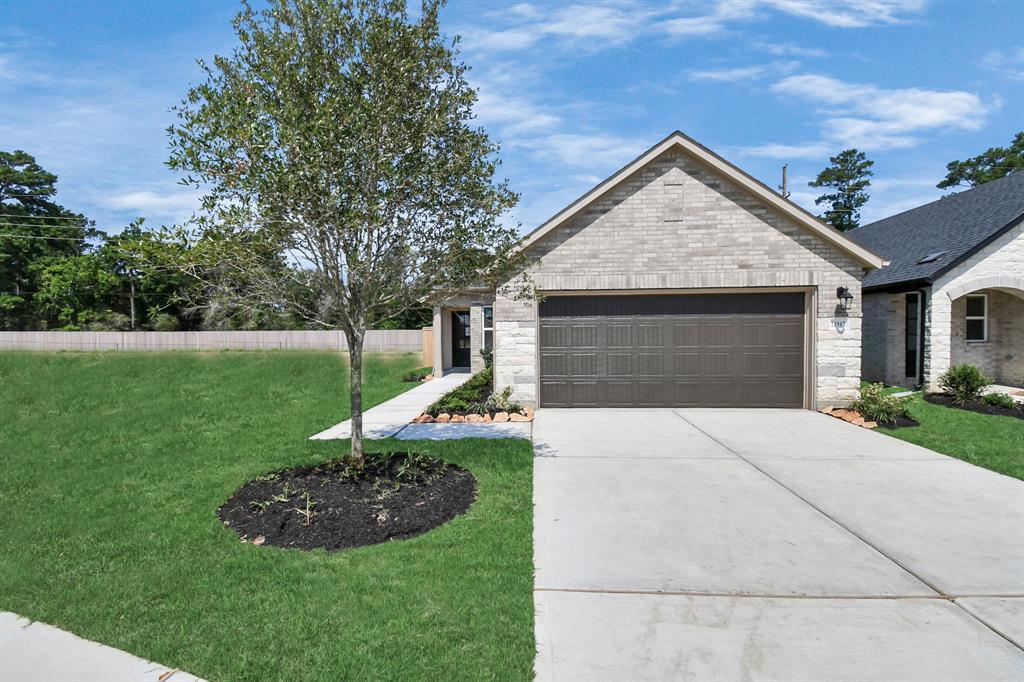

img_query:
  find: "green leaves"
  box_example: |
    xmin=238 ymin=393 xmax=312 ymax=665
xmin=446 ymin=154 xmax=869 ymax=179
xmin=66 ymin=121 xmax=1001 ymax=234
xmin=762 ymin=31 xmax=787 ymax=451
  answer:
xmin=937 ymin=131 xmax=1023 ymax=190
xmin=808 ymin=148 xmax=874 ymax=232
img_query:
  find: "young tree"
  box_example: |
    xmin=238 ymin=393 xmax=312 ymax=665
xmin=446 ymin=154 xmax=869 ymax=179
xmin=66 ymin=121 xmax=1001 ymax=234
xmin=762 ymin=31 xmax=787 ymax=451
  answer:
xmin=937 ymin=131 xmax=1023 ymax=190
xmin=808 ymin=149 xmax=874 ymax=232
xmin=152 ymin=0 xmax=527 ymax=461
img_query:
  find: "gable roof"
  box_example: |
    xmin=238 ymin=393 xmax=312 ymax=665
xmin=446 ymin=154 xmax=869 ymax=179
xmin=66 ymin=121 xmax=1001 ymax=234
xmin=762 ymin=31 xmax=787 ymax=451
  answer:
xmin=849 ymin=172 xmax=1024 ymax=291
xmin=518 ymin=131 xmax=887 ymax=269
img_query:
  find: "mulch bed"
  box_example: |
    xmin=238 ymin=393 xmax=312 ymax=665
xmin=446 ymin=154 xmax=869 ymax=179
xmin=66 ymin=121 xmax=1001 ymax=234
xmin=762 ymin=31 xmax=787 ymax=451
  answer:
xmin=924 ymin=393 xmax=1024 ymax=420
xmin=218 ymin=454 xmax=477 ymax=551
xmin=879 ymin=416 xmax=921 ymax=429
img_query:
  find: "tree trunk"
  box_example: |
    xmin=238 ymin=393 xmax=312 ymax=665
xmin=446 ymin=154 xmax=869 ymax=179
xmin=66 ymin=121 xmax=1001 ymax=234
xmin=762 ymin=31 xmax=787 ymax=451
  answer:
xmin=129 ymin=278 xmax=136 ymax=330
xmin=346 ymin=327 xmax=365 ymax=462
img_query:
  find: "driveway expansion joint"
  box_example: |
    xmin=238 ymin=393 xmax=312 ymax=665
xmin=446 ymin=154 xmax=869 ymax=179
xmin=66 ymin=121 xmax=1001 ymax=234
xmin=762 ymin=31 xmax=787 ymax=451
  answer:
xmin=671 ymin=409 xmax=1024 ymax=654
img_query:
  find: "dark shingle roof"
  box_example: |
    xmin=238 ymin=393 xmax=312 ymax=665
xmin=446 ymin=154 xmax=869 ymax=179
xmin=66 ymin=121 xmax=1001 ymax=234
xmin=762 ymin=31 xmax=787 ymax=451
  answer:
xmin=849 ymin=172 xmax=1024 ymax=290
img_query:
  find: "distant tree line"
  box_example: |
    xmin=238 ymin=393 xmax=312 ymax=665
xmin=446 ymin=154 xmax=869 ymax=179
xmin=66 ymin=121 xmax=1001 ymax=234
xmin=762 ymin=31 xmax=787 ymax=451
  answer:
xmin=0 ymin=150 xmax=432 ymax=331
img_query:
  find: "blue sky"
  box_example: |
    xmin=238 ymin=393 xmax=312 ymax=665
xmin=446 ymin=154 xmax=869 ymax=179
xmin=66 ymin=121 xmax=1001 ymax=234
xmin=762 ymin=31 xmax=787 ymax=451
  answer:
xmin=2 ymin=0 xmax=1021 ymax=235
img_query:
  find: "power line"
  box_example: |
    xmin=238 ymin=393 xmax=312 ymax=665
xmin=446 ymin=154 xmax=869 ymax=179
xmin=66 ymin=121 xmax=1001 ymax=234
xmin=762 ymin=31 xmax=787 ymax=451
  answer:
xmin=0 ymin=222 xmax=97 ymax=231
xmin=0 ymin=213 xmax=92 ymax=223
xmin=0 ymin=233 xmax=90 ymax=241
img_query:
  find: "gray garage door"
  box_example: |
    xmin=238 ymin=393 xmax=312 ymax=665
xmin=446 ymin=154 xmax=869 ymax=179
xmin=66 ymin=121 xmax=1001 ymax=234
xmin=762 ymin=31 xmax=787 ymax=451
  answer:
xmin=539 ymin=292 xmax=805 ymax=408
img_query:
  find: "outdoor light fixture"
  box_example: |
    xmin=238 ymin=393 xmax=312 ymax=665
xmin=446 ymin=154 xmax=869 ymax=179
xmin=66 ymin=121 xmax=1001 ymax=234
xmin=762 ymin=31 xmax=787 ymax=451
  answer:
xmin=837 ymin=286 xmax=854 ymax=311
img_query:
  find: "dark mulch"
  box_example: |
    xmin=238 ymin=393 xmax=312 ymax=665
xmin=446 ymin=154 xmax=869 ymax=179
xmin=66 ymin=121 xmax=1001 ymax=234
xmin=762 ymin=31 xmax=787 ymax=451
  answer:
xmin=218 ymin=454 xmax=477 ymax=551
xmin=924 ymin=393 xmax=1024 ymax=420
xmin=878 ymin=416 xmax=921 ymax=429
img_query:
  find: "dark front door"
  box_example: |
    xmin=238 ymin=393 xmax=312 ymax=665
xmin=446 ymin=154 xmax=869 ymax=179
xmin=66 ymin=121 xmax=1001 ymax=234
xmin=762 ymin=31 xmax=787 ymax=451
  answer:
xmin=539 ymin=292 xmax=805 ymax=408
xmin=451 ymin=311 xmax=471 ymax=367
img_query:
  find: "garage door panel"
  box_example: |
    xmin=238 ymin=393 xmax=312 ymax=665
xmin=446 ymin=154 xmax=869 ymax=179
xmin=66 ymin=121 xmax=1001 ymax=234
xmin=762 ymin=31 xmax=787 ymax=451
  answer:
xmin=607 ymin=353 xmax=633 ymax=376
xmin=541 ymin=352 xmax=569 ymax=377
xmin=673 ymin=352 xmax=701 ymax=376
xmin=638 ymin=353 xmax=665 ymax=376
xmin=539 ymin=293 xmax=805 ymax=408
xmin=673 ymin=323 xmax=700 ymax=347
xmin=572 ymin=353 xmax=599 ymax=377
xmin=571 ymin=325 xmax=598 ymax=348
xmin=541 ymin=324 xmax=569 ymax=348
xmin=607 ymin=324 xmax=632 ymax=347
xmin=637 ymin=324 xmax=664 ymax=347
xmin=605 ymin=381 xmax=635 ymax=406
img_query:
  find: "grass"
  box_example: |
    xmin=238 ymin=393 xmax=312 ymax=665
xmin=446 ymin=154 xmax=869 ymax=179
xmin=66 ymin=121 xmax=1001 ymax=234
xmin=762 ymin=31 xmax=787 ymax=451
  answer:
xmin=862 ymin=382 xmax=1024 ymax=480
xmin=0 ymin=352 xmax=534 ymax=681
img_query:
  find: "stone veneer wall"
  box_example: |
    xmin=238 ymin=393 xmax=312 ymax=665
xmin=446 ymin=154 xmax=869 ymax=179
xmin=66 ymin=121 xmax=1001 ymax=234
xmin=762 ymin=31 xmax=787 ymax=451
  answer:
xmin=494 ymin=149 xmax=867 ymax=408
xmin=924 ymin=223 xmax=1024 ymax=390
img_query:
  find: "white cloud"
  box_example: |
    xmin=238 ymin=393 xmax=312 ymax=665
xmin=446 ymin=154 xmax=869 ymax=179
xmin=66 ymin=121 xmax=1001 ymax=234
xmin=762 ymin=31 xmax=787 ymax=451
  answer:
xmin=518 ymin=132 xmax=645 ymax=168
xmin=738 ymin=142 xmax=832 ymax=158
xmin=752 ymin=40 xmax=829 ymax=57
xmin=760 ymin=74 xmax=988 ymax=153
xmin=760 ymin=0 xmax=926 ymax=28
xmin=980 ymin=47 xmax=1024 ymax=82
xmin=107 ymin=190 xmax=201 ymax=220
xmin=474 ymin=89 xmax=561 ymax=135
xmin=462 ymin=0 xmax=926 ymax=54
xmin=689 ymin=60 xmax=799 ymax=81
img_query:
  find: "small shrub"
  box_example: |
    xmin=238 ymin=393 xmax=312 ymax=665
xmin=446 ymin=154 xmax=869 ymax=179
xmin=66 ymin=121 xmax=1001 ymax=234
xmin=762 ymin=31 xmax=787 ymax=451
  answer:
xmin=401 ymin=367 xmax=430 ymax=382
xmin=851 ymin=383 xmax=913 ymax=425
xmin=938 ymin=364 xmax=991 ymax=405
xmin=983 ymin=392 xmax=1018 ymax=410
xmin=480 ymin=348 xmax=494 ymax=369
xmin=484 ymin=386 xmax=521 ymax=414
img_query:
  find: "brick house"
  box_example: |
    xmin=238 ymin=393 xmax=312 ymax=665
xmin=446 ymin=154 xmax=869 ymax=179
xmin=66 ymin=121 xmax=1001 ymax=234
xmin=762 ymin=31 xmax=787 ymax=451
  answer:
xmin=431 ymin=131 xmax=886 ymax=409
xmin=850 ymin=172 xmax=1024 ymax=391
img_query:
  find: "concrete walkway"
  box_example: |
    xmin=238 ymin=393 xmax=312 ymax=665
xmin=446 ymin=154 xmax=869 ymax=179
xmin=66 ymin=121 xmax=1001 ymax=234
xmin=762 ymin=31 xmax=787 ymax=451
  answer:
xmin=310 ymin=371 xmax=531 ymax=440
xmin=533 ymin=408 xmax=1024 ymax=681
xmin=0 ymin=612 xmax=206 ymax=682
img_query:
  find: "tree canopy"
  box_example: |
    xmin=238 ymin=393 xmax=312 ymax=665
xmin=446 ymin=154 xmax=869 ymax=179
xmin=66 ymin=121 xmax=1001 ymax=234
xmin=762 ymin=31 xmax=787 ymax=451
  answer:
xmin=808 ymin=149 xmax=874 ymax=232
xmin=149 ymin=0 xmax=528 ymax=459
xmin=937 ymin=131 xmax=1023 ymax=190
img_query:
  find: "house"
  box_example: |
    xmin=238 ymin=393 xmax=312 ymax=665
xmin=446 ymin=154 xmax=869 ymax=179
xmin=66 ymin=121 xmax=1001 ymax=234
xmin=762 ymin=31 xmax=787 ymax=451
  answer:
xmin=849 ymin=173 xmax=1024 ymax=391
xmin=431 ymin=131 xmax=886 ymax=409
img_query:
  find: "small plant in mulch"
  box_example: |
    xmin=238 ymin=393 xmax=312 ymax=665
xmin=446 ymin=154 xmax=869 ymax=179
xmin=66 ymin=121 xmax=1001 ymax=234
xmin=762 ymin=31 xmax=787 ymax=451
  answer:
xmin=218 ymin=452 xmax=476 ymax=551
xmin=930 ymin=364 xmax=1023 ymax=420
xmin=417 ymin=367 xmax=534 ymax=423
xmin=851 ymin=383 xmax=918 ymax=428
xmin=938 ymin=364 xmax=991 ymax=406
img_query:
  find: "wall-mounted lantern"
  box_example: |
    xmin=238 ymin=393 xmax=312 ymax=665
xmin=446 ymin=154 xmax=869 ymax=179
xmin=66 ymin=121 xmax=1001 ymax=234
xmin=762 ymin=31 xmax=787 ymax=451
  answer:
xmin=836 ymin=286 xmax=854 ymax=311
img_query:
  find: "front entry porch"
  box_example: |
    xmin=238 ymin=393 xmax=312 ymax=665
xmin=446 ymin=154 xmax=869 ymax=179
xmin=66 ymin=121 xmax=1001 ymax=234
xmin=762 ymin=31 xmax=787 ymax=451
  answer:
xmin=430 ymin=293 xmax=494 ymax=378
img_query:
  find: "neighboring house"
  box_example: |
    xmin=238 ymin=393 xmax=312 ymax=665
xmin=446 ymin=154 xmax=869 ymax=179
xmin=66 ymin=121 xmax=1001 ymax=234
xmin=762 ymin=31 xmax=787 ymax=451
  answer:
xmin=849 ymin=172 xmax=1024 ymax=392
xmin=431 ymin=131 xmax=885 ymax=409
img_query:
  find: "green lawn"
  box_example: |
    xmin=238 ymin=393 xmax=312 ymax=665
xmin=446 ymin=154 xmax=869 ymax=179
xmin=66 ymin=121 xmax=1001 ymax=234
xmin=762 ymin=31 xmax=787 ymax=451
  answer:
xmin=0 ymin=352 xmax=534 ymax=681
xmin=864 ymin=383 xmax=1024 ymax=480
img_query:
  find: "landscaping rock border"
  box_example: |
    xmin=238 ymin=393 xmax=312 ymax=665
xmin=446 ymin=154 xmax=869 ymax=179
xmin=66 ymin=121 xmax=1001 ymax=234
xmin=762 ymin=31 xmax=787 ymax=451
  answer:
xmin=412 ymin=406 xmax=534 ymax=424
xmin=819 ymin=406 xmax=920 ymax=430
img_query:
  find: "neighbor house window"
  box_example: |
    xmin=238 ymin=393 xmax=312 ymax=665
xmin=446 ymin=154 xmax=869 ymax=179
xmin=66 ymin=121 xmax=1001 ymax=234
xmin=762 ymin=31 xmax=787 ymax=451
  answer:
xmin=965 ymin=294 xmax=987 ymax=342
xmin=483 ymin=306 xmax=494 ymax=351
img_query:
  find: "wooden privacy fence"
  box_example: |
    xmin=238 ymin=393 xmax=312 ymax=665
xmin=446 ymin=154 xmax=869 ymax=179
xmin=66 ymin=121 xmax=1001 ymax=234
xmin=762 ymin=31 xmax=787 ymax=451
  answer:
xmin=0 ymin=329 xmax=430 ymax=364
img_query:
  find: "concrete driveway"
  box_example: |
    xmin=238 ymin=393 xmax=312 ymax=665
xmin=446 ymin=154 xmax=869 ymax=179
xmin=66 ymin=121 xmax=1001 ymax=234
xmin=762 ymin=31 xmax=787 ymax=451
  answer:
xmin=533 ymin=409 xmax=1024 ymax=681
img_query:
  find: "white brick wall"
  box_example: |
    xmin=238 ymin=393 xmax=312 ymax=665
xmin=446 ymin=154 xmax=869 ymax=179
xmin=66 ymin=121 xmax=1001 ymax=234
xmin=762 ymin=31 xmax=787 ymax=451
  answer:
xmin=495 ymin=149 xmax=867 ymax=407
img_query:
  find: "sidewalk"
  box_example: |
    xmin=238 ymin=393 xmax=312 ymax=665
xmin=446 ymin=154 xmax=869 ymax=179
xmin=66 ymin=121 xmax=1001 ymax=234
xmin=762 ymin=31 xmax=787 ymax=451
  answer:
xmin=310 ymin=370 xmax=532 ymax=440
xmin=0 ymin=612 xmax=206 ymax=682
xmin=310 ymin=371 xmax=472 ymax=439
